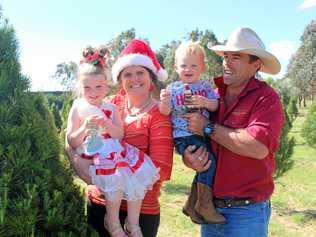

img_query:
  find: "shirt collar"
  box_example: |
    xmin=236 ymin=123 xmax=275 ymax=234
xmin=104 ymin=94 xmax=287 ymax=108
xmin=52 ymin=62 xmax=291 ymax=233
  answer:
xmin=214 ymin=75 xmax=260 ymax=98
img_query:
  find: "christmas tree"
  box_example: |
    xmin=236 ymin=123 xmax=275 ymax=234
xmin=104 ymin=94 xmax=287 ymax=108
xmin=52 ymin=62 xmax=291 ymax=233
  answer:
xmin=0 ymin=7 xmax=88 ymax=236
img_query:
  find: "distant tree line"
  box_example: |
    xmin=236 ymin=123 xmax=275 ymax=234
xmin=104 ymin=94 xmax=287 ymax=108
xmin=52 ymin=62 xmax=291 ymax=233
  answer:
xmin=286 ymin=20 xmax=316 ymax=147
xmin=267 ymin=20 xmax=316 ymax=148
xmin=287 ymin=20 xmax=316 ymax=107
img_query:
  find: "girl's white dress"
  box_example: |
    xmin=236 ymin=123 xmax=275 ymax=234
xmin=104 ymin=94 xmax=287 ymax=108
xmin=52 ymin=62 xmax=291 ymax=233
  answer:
xmin=73 ymin=98 xmax=160 ymax=201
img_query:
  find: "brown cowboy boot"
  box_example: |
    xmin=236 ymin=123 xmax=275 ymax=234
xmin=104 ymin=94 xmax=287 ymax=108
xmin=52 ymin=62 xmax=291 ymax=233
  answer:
xmin=182 ymin=181 xmax=205 ymax=224
xmin=194 ymin=183 xmax=226 ymax=223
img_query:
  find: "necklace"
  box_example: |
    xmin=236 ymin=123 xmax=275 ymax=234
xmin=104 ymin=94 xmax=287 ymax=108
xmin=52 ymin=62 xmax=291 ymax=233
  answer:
xmin=126 ymin=98 xmax=153 ymax=117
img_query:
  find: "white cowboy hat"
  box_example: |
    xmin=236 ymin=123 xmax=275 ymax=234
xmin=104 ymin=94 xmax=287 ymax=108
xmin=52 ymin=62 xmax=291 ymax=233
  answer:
xmin=208 ymin=27 xmax=281 ymax=75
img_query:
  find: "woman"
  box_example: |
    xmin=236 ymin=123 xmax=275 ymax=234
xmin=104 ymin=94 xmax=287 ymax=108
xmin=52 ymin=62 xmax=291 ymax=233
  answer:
xmin=67 ymin=39 xmax=174 ymax=237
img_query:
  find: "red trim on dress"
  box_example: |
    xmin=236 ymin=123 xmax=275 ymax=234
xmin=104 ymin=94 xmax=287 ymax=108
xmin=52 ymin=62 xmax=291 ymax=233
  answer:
xmin=95 ymin=149 xmax=145 ymax=175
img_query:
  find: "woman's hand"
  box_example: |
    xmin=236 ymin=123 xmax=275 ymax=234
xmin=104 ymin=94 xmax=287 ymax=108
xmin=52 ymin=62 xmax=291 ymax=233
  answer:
xmin=183 ymin=145 xmax=211 ymax=172
xmin=65 ymin=143 xmax=93 ymax=184
xmin=86 ymin=185 xmax=102 ymax=197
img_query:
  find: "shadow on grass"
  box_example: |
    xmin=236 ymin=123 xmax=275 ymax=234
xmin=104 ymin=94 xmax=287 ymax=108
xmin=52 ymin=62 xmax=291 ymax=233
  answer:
xmin=276 ymin=207 xmax=316 ymax=221
xmin=289 ymin=209 xmax=316 ymax=220
xmin=162 ymin=182 xmax=190 ymax=195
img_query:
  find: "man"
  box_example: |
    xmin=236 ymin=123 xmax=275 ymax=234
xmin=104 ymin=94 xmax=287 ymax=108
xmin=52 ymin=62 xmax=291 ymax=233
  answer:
xmin=183 ymin=27 xmax=284 ymax=237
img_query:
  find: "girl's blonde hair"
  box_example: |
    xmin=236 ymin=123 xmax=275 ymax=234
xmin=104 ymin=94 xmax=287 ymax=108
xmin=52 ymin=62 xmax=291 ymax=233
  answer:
xmin=76 ymin=46 xmax=111 ymax=97
xmin=174 ymin=41 xmax=206 ymax=65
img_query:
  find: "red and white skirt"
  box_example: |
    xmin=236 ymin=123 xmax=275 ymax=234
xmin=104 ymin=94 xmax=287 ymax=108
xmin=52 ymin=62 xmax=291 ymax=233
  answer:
xmin=78 ymin=137 xmax=160 ymax=201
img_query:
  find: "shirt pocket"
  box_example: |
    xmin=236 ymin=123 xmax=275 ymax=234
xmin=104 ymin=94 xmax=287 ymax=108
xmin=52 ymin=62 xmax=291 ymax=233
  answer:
xmin=224 ymin=109 xmax=249 ymax=128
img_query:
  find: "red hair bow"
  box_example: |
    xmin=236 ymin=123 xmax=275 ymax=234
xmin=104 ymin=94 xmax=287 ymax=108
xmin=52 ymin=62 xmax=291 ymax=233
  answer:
xmin=102 ymin=109 xmax=112 ymax=119
xmin=80 ymin=51 xmax=106 ymax=68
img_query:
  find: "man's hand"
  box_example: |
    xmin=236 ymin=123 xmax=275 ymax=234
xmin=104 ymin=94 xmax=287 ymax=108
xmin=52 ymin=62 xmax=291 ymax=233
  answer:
xmin=183 ymin=145 xmax=211 ymax=172
xmin=185 ymin=112 xmax=208 ymax=136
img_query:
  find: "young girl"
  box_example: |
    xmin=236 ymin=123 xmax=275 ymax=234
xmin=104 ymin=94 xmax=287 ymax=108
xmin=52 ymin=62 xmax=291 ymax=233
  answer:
xmin=66 ymin=46 xmax=160 ymax=237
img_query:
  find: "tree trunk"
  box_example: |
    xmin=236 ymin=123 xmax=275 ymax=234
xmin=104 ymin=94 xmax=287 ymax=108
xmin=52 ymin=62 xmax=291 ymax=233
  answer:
xmin=298 ymin=96 xmax=303 ymax=108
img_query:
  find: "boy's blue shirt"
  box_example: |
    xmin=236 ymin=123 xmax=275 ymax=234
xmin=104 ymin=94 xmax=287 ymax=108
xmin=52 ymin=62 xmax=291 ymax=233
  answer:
xmin=168 ymin=80 xmax=219 ymax=138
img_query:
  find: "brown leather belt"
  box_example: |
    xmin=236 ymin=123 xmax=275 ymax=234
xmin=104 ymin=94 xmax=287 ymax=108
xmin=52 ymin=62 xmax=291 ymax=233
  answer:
xmin=214 ymin=198 xmax=255 ymax=208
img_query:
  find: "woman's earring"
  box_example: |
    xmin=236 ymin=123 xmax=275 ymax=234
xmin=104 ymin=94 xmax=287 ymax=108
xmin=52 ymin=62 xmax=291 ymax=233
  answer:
xmin=149 ymin=84 xmax=154 ymax=92
xmin=120 ymin=88 xmax=126 ymax=95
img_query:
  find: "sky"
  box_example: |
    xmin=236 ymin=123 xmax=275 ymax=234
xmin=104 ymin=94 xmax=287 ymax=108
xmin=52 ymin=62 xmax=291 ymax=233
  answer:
xmin=1 ymin=0 xmax=316 ymax=91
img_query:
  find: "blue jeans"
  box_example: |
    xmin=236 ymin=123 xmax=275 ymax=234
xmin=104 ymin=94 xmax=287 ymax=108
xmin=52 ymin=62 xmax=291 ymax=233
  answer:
xmin=201 ymin=200 xmax=271 ymax=237
xmin=175 ymin=135 xmax=216 ymax=187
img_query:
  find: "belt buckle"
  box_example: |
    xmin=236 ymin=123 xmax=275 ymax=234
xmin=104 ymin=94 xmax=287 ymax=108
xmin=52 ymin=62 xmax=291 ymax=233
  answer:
xmin=214 ymin=197 xmax=253 ymax=208
xmin=225 ymin=198 xmax=252 ymax=208
xmin=244 ymin=199 xmax=251 ymax=205
xmin=226 ymin=199 xmax=233 ymax=208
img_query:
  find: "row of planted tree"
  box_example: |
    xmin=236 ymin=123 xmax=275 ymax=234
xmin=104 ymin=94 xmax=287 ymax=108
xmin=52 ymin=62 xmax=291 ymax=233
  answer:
xmin=0 ymin=4 xmax=315 ymax=236
xmin=287 ymin=20 xmax=316 ymax=107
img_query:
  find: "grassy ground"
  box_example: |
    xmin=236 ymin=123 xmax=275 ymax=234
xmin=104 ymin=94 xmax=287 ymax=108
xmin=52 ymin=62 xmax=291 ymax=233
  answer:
xmin=158 ymin=107 xmax=316 ymax=237
xmin=269 ymin=108 xmax=316 ymax=237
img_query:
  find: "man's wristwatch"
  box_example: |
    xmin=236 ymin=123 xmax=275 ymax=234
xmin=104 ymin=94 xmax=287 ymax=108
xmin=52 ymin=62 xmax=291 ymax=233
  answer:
xmin=203 ymin=122 xmax=215 ymax=139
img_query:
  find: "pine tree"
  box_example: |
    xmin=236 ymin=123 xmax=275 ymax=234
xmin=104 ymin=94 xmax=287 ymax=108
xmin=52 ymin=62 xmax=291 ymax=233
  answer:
xmin=301 ymin=99 xmax=316 ymax=147
xmin=0 ymin=7 xmax=88 ymax=236
xmin=274 ymin=104 xmax=295 ymax=178
xmin=286 ymin=97 xmax=299 ymax=122
xmin=264 ymin=78 xmax=294 ymax=178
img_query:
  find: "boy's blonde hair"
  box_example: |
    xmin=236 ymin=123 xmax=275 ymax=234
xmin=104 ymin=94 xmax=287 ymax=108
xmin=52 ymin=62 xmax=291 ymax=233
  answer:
xmin=174 ymin=41 xmax=206 ymax=65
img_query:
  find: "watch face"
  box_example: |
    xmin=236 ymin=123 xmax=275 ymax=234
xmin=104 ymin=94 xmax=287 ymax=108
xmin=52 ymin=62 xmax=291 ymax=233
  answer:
xmin=204 ymin=126 xmax=212 ymax=134
xmin=204 ymin=123 xmax=213 ymax=136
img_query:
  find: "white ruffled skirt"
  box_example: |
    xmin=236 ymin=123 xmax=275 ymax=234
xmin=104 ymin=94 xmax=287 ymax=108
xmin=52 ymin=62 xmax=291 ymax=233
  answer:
xmin=79 ymin=137 xmax=160 ymax=201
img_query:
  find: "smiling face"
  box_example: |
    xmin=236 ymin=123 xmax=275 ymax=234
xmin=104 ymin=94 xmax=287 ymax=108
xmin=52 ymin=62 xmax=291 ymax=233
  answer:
xmin=222 ymin=52 xmax=261 ymax=89
xmin=175 ymin=51 xmax=205 ymax=84
xmin=80 ymin=74 xmax=108 ymax=106
xmin=119 ymin=65 xmax=152 ymax=98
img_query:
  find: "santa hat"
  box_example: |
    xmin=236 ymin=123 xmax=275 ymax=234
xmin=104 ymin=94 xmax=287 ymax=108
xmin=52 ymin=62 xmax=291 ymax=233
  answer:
xmin=112 ymin=39 xmax=168 ymax=83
